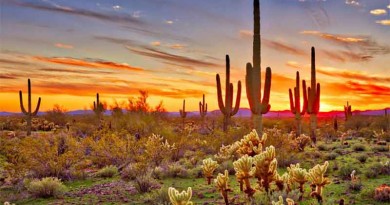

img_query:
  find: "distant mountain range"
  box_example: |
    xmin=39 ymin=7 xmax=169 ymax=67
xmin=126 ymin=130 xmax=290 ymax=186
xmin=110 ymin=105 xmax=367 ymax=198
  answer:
xmin=1 ymin=108 xmax=388 ymax=118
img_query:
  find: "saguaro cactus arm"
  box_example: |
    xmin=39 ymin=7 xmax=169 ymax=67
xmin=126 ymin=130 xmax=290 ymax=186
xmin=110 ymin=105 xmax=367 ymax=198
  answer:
xmin=19 ymin=79 xmax=41 ymax=116
xmin=199 ymin=94 xmax=207 ymax=117
xmin=307 ymin=47 xmax=321 ymax=114
xmin=289 ymin=72 xmax=307 ymax=115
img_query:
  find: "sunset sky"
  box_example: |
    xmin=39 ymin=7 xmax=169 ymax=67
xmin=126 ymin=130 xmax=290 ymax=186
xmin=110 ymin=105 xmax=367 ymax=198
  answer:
xmin=1 ymin=0 xmax=389 ymax=112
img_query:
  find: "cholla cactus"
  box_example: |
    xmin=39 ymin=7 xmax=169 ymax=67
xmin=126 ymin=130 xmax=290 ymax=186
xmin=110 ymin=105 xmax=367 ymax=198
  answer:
xmin=252 ymin=146 xmax=277 ymax=193
xmin=215 ymin=143 xmax=239 ymax=161
xmin=307 ymin=161 xmax=330 ymax=204
xmin=215 ymin=170 xmax=231 ymax=205
xmin=233 ymin=155 xmax=255 ymax=197
xmin=202 ymin=158 xmax=219 ymax=184
xmin=145 ymin=134 xmax=176 ymax=166
xmin=272 ymin=196 xmax=295 ymax=205
xmin=168 ymin=187 xmax=193 ymax=205
xmin=275 ymin=172 xmax=291 ymax=192
xmin=236 ymin=129 xmax=267 ymax=156
xmin=287 ymin=163 xmax=308 ymax=200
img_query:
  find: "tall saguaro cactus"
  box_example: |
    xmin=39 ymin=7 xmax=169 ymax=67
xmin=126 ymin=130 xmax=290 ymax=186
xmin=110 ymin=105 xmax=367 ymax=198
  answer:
xmin=216 ymin=55 xmax=242 ymax=132
xmin=180 ymin=99 xmax=187 ymax=130
xmin=93 ymin=93 xmax=105 ymax=120
xmin=306 ymin=47 xmax=321 ymax=144
xmin=289 ymin=71 xmax=308 ymax=136
xmin=246 ymin=0 xmax=272 ymax=134
xmin=19 ymin=79 xmax=41 ymax=136
xmin=344 ymin=101 xmax=352 ymax=121
xmin=199 ymin=94 xmax=207 ymax=126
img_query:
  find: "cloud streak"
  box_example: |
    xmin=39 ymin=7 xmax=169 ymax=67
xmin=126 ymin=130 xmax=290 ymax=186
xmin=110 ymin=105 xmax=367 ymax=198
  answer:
xmin=9 ymin=0 xmax=143 ymax=25
xmin=34 ymin=56 xmax=144 ymax=72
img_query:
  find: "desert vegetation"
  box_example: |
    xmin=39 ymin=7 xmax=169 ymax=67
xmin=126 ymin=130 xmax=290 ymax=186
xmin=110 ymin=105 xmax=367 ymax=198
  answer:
xmin=0 ymin=0 xmax=389 ymax=205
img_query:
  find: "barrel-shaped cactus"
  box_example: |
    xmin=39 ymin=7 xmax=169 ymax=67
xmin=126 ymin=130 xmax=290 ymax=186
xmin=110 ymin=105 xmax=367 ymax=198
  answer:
xmin=216 ymin=55 xmax=241 ymax=132
xmin=246 ymin=0 xmax=272 ymax=134
xmin=19 ymin=79 xmax=41 ymax=136
xmin=289 ymin=71 xmax=308 ymax=136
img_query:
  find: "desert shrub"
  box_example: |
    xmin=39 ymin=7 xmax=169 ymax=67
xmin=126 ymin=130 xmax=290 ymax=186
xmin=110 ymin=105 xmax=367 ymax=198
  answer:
xmin=359 ymin=186 xmax=375 ymax=199
xmin=187 ymin=166 xmax=202 ymax=178
xmin=142 ymin=186 xmax=170 ymax=205
xmin=311 ymin=151 xmax=323 ymax=159
xmin=45 ymin=104 xmax=68 ymax=126
xmin=333 ymin=148 xmax=345 ymax=155
xmin=269 ymin=189 xmax=300 ymax=203
xmin=95 ymin=165 xmax=118 ymax=178
xmin=151 ymin=166 xmax=167 ymax=180
xmin=325 ymin=152 xmax=339 ymax=160
xmin=134 ymin=174 xmax=159 ymax=194
xmin=365 ymin=163 xmax=383 ymax=178
xmin=26 ymin=177 xmax=66 ymax=198
xmin=352 ymin=144 xmax=366 ymax=152
xmin=338 ymin=163 xmax=359 ymax=180
xmin=374 ymin=184 xmax=390 ymax=202
xmin=167 ymin=163 xmax=188 ymax=178
xmin=348 ymin=180 xmax=363 ymax=191
xmin=121 ymin=162 xmax=148 ymax=181
xmin=264 ymin=128 xmax=298 ymax=167
xmin=372 ymin=145 xmax=389 ymax=152
xmin=144 ymin=134 xmax=175 ymax=167
xmin=217 ymin=160 xmax=235 ymax=175
xmin=317 ymin=144 xmax=328 ymax=151
xmin=380 ymin=161 xmax=390 ymax=175
xmin=355 ymin=155 xmax=367 ymax=163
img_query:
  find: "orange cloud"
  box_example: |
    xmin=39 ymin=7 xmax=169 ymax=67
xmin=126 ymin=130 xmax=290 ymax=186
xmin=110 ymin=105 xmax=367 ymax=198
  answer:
xmin=54 ymin=43 xmax=74 ymax=49
xmin=317 ymin=67 xmax=390 ymax=83
xmin=34 ymin=56 xmax=144 ymax=72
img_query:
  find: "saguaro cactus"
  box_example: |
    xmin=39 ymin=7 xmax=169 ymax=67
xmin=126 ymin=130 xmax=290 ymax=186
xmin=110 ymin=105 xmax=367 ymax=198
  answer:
xmin=93 ymin=93 xmax=105 ymax=119
xmin=306 ymin=47 xmax=321 ymax=144
xmin=289 ymin=71 xmax=308 ymax=136
xmin=344 ymin=101 xmax=352 ymax=121
xmin=19 ymin=79 xmax=41 ymax=136
xmin=246 ymin=0 xmax=272 ymax=134
xmin=216 ymin=55 xmax=241 ymax=132
xmin=199 ymin=94 xmax=207 ymax=126
xmin=180 ymin=100 xmax=187 ymax=129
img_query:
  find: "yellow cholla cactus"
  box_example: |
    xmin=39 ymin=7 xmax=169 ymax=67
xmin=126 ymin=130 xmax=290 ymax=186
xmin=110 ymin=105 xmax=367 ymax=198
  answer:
xmin=202 ymin=158 xmax=219 ymax=184
xmin=215 ymin=142 xmax=239 ymax=161
xmin=215 ymin=170 xmax=231 ymax=205
xmin=233 ymin=155 xmax=255 ymax=197
xmin=275 ymin=172 xmax=291 ymax=191
xmin=168 ymin=187 xmax=193 ymax=205
xmin=236 ymin=129 xmax=267 ymax=156
xmin=252 ymin=146 xmax=277 ymax=192
xmin=287 ymin=163 xmax=308 ymax=200
xmin=272 ymin=196 xmax=295 ymax=205
xmin=307 ymin=161 xmax=330 ymax=203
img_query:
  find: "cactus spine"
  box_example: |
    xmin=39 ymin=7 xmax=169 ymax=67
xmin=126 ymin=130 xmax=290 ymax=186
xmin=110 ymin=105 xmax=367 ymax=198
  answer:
xmin=216 ymin=55 xmax=242 ymax=132
xmin=180 ymin=100 xmax=187 ymax=130
xmin=19 ymin=79 xmax=41 ymax=136
xmin=306 ymin=47 xmax=321 ymax=144
xmin=246 ymin=0 xmax=272 ymax=134
xmin=199 ymin=94 xmax=207 ymax=127
xmin=344 ymin=101 xmax=352 ymax=121
xmin=289 ymin=71 xmax=308 ymax=136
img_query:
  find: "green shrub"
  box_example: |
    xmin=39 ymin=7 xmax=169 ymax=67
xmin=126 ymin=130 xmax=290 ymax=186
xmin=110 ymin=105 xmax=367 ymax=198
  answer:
xmin=325 ymin=152 xmax=339 ymax=160
xmin=333 ymin=148 xmax=345 ymax=155
xmin=26 ymin=177 xmax=66 ymax=198
xmin=167 ymin=163 xmax=188 ymax=178
xmin=372 ymin=146 xmax=389 ymax=152
xmin=134 ymin=174 xmax=159 ymax=193
xmin=365 ymin=163 xmax=383 ymax=178
xmin=142 ymin=186 xmax=170 ymax=204
xmin=339 ymin=164 xmax=359 ymax=180
xmin=317 ymin=144 xmax=328 ymax=151
xmin=356 ymin=155 xmax=367 ymax=163
xmin=348 ymin=181 xmax=363 ymax=191
xmin=352 ymin=144 xmax=366 ymax=152
xmin=95 ymin=165 xmax=118 ymax=178
xmin=151 ymin=166 xmax=166 ymax=180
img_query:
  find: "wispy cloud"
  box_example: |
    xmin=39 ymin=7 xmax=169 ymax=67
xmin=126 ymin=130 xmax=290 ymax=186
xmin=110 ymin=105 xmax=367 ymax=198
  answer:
xmin=54 ymin=43 xmax=74 ymax=49
xmin=126 ymin=46 xmax=220 ymax=68
xmin=301 ymin=30 xmax=390 ymax=58
xmin=285 ymin=61 xmax=302 ymax=69
xmin=263 ymin=40 xmax=306 ymax=56
xmin=317 ymin=67 xmax=390 ymax=84
xmin=9 ymin=0 xmax=143 ymax=25
xmin=370 ymin=9 xmax=387 ymax=16
xmin=376 ymin=19 xmax=390 ymax=26
xmin=34 ymin=56 xmax=144 ymax=72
